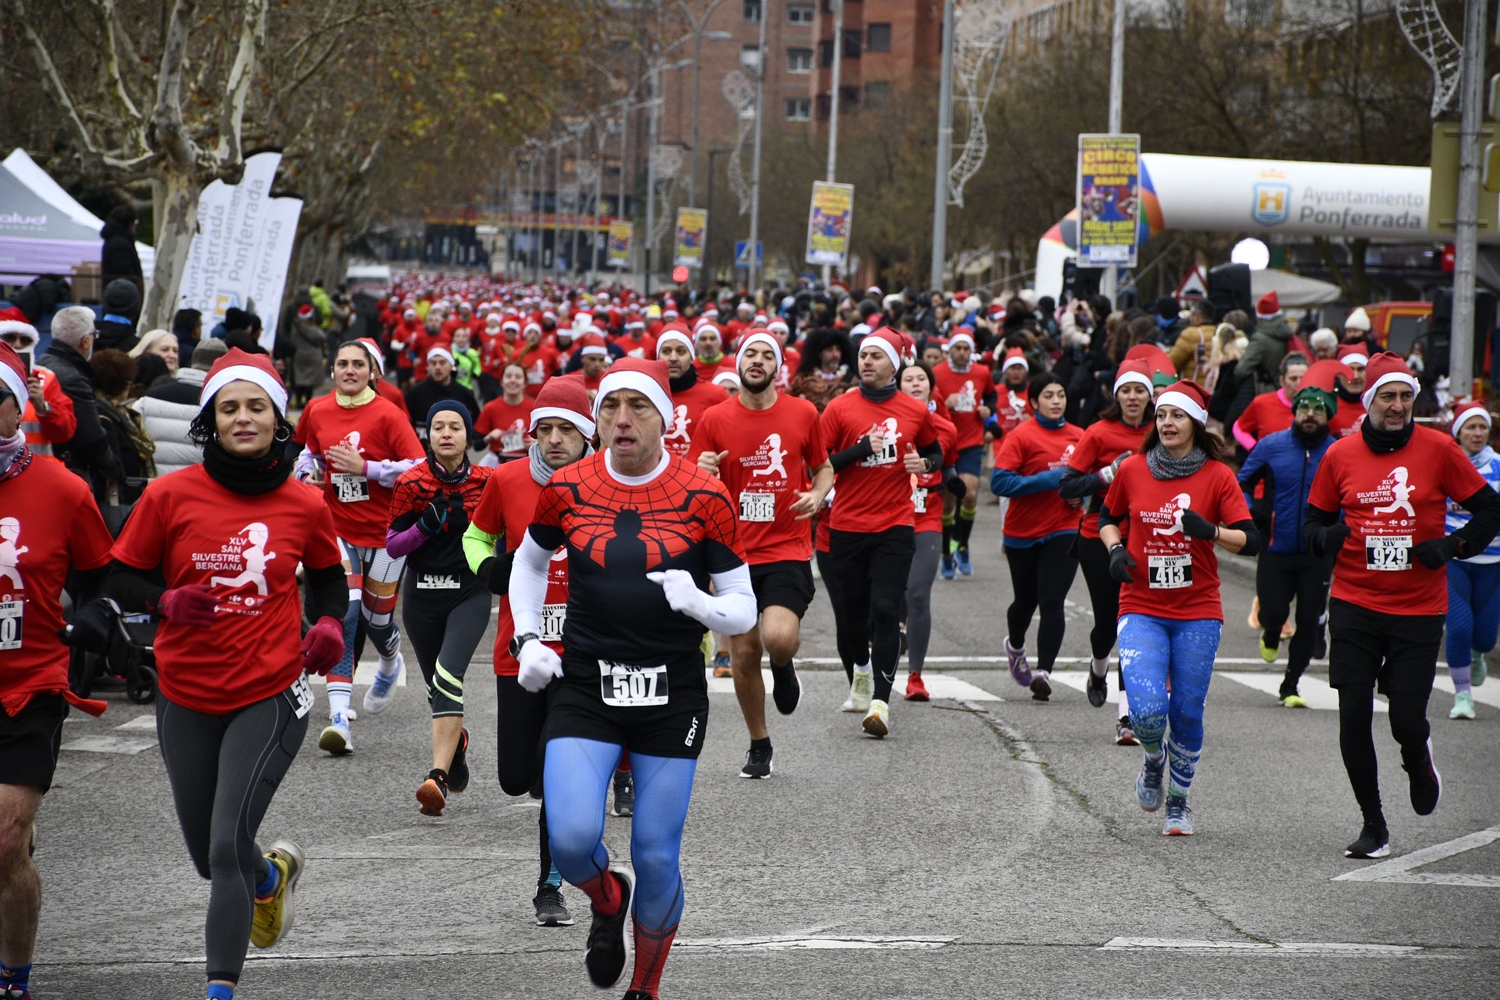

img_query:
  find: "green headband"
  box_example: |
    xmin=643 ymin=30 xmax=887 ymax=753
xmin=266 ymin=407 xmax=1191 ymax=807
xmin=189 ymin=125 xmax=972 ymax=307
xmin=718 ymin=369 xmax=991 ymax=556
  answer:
xmin=1293 ymin=386 xmax=1337 ymax=413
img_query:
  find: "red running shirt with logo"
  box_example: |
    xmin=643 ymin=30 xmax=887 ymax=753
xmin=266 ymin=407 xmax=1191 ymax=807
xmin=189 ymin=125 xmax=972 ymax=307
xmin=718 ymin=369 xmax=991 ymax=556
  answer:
xmin=994 ymin=418 xmax=1084 ymax=541
xmin=297 ymin=396 xmax=424 ymax=547
xmin=819 ymin=389 xmax=938 ymax=534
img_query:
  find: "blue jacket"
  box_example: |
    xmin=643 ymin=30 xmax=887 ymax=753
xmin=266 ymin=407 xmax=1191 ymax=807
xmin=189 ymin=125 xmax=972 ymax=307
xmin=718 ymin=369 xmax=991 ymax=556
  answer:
xmin=1237 ymin=427 xmax=1333 ymax=555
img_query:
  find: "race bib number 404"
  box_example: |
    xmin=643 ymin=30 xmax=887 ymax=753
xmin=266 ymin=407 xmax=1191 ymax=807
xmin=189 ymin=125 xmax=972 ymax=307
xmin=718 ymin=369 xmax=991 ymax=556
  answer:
xmin=1365 ymin=534 xmax=1412 ymax=571
xmin=599 ymin=660 xmax=669 ymax=707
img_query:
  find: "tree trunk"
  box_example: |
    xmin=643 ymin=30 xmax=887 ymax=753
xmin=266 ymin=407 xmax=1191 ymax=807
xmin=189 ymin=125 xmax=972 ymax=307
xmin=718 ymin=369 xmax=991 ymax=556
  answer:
xmin=143 ymin=167 xmax=203 ymax=332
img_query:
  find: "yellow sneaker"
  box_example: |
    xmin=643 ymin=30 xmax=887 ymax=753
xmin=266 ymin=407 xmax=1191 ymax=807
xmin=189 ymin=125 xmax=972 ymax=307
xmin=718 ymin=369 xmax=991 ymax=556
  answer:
xmin=1282 ymin=694 xmax=1308 ymax=709
xmin=1258 ymin=636 xmax=1278 ymax=663
xmin=250 ymin=839 xmax=304 ymax=949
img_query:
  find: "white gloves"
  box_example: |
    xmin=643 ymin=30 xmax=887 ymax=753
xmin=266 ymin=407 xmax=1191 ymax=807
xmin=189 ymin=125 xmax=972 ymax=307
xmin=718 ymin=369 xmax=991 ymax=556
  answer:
xmin=647 ymin=569 xmax=709 ymax=622
xmin=517 ymin=639 xmax=563 ymax=692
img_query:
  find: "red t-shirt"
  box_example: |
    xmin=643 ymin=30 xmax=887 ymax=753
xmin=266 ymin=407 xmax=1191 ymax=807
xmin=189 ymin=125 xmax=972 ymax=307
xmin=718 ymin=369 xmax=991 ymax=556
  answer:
xmin=470 ymin=458 xmax=570 ymax=676
xmin=914 ymin=410 xmax=959 ymax=534
xmin=476 ymin=397 xmax=536 ymax=456
xmin=1307 ymin=424 xmax=1488 ymax=616
xmin=995 ymin=383 xmax=1032 ymax=435
xmin=1103 ymin=456 xmax=1251 ymax=621
xmin=514 ymin=345 xmax=559 ymax=397
xmin=933 ymin=361 xmax=996 ymax=451
xmin=613 ymin=333 xmax=658 ymax=360
xmin=0 ymin=456 xmax=114 ymax=708
xmin=994 ymin=418 xmax=1084 ymax=540
xmin=1067 ymin=418 xmax=1150 ymax=540
xmin=693 ymin=356 xmax=735 ymax=382
xmin=689 ymin=393 xmax=829 ymax=564
xmin=375 ymin=378 xmax=409 ymax=415
xmin=1330 ymin=398 xmax=1365 ymax=438
xmin=663 ymin=378 xmax=730 ymax=459
xmin=1236 ymin=389 xmax=1293 ymax=444
xmin=112 ymin=466 xmax=342 ymax=713
xmin=820 ymin=388 xmax=938 ymax=533
xmin=298 ymin=397 xmax=425 ymax=547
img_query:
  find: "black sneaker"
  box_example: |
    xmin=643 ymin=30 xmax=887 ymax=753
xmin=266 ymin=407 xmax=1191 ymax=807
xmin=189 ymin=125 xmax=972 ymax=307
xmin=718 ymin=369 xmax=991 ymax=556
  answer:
xmin=1085 ymin=670 xmax=1108 ymax=708
xmin=611 ymin=769 xmax=634 ymax=817
xmin=1405 ymin=738 xmax=1441 ymax=816
xmin=1344 ymin=822 xmax=1391 ymax=859
xmin=532 ymin=882 xmax=575 ymax=926
xmin=623 ymin=992 xmax=655 ymax=1000
xmin=448 ymin=728 xmax=471 ymax=793
xmin=585 ymin=866 xmax=634 ymax=988
xmin=770 ymin=659 xmax=801 ymax=715
xmin=1030 ymin=671 xmax=1052 ymax=701
xmin=740 ymin=744 xmax=773 ymax=779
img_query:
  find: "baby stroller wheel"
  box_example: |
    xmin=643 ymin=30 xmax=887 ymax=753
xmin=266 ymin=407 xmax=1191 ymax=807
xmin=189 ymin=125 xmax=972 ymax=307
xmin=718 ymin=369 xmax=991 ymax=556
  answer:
xmin=69 ymin=647 xmax=97 ymax=699
xmin=126 ymin=663 xmax=158 ymax=705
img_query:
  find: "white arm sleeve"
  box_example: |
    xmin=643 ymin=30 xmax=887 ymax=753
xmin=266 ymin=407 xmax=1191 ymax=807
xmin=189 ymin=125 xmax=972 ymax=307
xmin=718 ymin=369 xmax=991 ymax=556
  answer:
xmin=699 ymin=563 xmax=757 ymax=636
xmin=508 ymin=532 xmax=552 ymax=637
xmin=364 ymin=457 xmax=421 ymax=487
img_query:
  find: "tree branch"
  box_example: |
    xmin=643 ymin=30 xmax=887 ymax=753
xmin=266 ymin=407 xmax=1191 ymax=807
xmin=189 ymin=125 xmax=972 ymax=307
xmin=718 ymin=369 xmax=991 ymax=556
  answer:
xmin=89 ymin=0 xmax=148 ymax=152
xmin=151 ymin=0 xmax=201 ymax=170
xmin=215 ymin=0 xmax=271 ymax=168
xmin=4 ymin=0 xmax=99 ymax=154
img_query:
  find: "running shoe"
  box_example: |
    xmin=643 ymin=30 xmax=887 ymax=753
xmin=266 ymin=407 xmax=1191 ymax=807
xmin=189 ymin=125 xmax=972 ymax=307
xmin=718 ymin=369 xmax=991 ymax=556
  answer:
xmin=533 ymin=882 xmax=575 ymax=926
xmin=1473 ymin=651 xmax=1488 ymax=687
xmin=862 ymin=698 xmax=890 ymax=738
xmin=849 ymin=670 xmax=874 ymax=712
xmin=770 ymin=659 xmax=801 ymax=715
xmin=0 ymin=985 xmax=29 ymax=1000
xmin=1135 ymin=753 xmax=1165 ymax=812
xmin=1344 ymin=822 xmax=1391 ymax=859
xmin=1005 ymin=638 xmax=1032 ymax=687
xmin=712 ymin=652 xmax=733 ymax=678
xmin=612 ymin=768 xmax=634 ymax=817
xmin=584 ymin=866 xmax=635 ymax=989
xmin=318 ymin=713 xmax=353 ymax=755
xmin=956 ymin=547 xmax=973 ymax=576
xmin=1161 ymin=795 xmax=1194 ymax=836
xmin=624 ymin=993 xmax=655 ymax=1000
xmin=1086 ymin=669 xmax=1108 ymax=708
xmin=839 ymin=694 xmax=859 ymax=712
xmin=1282 ymin=694 xmax=1309 ymax=709
xmin=1258 ymin=636 xmax=1278 ymax=663
xmin=1030 ymin=670 xmax=1052 ymax=701
xmin=1450 ymin=691 xmax=1476 ymax=720
xmin=905 ymin=673 xmax=930 ymax=702
xmin=362 ymin=653 xmax=402 ymax=714
xmin=740 ymin=744 xmax=773 ymax=778
xmin=416 ymin=769 xmax=450 ymax=816
xmin=250 ymin=839 xmax=304 ymax=948
xmin=448 ymin=728 xmax=471 ymax=793
xmin=1405 ymin=738 xmax=1441 ymax=816
xmin=1115 ymin=717 xmax=1139 ymax=746
xmin=940 ymin=554 xmax=956 ymax=580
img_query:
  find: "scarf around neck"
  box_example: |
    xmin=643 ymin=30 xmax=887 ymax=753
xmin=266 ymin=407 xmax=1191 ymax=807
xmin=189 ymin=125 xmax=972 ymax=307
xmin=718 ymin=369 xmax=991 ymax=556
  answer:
xmin=1360 ymin=415 xmax=1415 ymax=455
xmin=202 ymin=438 xmax=294 ymax=495
xmin=337 ymin=385 xmax=377 ymax=408
xmin=669 ymin=367 xmax=699 ymax=393
xmin=529 ymin=441 xmax=595 ymax=486
xmin=1146 ymin=442 xmax=1208 ymax=481
xmin=858 ymin=380 xmax=899 ymax=404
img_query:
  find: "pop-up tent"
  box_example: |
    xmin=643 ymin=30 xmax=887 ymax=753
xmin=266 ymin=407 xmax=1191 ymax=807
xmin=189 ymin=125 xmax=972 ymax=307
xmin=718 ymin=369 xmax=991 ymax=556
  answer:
xmin=3 ymin=148 xmax=155 ymax=281
xmin=0 ymin=164 xmax=100 ymax=284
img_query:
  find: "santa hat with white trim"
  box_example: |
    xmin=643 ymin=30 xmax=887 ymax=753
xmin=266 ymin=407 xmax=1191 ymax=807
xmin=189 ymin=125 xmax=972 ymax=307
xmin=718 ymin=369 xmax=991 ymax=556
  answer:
xmin=594 ymin=357 xmax=674 ymax=431
xmin=354 ymin=337 xmax=386 ymax=375
xmin=200 ymin=347 xmax=289 ymax=415
xmin=1451 ymin=400 xmax=1492 ymax=440
xmin=1337 ymin=343 xmax=1368 ymax=368
xmin=530 ymin=372 xmax=596 ymax=437
xmin=1112 ymin=358 xmax=1153 ymax=395
xmin=655 ymin=325 xmax=694 ymax=358
xmin=0 ymin=320 xmax=39 ymax=348
xmin=949 ymin=329 xmax=976 ymax=350
xmin=1154 ymin=379 xmax=1211 ymax=425
xmin=736 ymin=330 xmax=783 ymax=371
xmin=858 ymin=332 xmax=902 ymax=370
xmin=0 ymin=342 xmax=26 ymax=407
xmin=1360 ymin=351 xmax=1421 ymax=411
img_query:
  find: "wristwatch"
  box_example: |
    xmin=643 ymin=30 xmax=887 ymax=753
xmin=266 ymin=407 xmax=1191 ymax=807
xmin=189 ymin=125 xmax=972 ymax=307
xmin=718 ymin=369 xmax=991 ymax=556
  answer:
xmin=509 ymin=632 xmax=541 ymax=658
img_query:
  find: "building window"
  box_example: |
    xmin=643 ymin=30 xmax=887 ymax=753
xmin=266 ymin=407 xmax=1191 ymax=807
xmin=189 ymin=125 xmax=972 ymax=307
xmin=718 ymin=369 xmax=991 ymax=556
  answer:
xmin=786 ymin=97 xmax=812 ymax=121
xmin=866 ymin=22 xmax=891 ymax=51
xmin=788 ymin=3 xmax=814 ymax=24
xmin=743 ymin=0 xmax=761 ymax=22
xmin=741 ymin=44 xmax=761 ymax=71
xmin=787 ymin=47 xmax=814 ymax=73
xmin=864 ymin=81 xmax=890 ymax=107
xmin=818 ymin=30 xmax=861 ymax=66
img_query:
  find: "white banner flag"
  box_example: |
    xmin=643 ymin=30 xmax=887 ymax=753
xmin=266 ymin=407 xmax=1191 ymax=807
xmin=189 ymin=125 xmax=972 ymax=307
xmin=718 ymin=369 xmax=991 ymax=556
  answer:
xmin=175 ymin=151 xmax=303 ymax=350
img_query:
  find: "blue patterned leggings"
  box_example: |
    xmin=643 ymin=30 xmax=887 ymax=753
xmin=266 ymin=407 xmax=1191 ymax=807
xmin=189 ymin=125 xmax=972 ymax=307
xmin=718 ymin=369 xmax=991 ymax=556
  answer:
xmin=1118 ymin=614 xmax=1222 ymax=797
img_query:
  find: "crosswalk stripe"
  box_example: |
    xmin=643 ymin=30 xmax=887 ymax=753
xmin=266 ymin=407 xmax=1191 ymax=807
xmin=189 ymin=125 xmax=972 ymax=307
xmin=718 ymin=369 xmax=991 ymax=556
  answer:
xmin=1216 ymin=671 xmax=1387 ymax=713
xmin=1050 ymin=670 xmax=1121 ymax=704
xmin=704 ymin=669 xmax=999 ymax=701
xmin=1432 ymin=675 xmax=1500 ymax=709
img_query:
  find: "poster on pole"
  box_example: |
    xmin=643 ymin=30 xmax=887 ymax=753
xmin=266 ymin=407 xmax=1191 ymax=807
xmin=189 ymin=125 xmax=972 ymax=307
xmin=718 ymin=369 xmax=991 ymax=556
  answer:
xmin=805 ymin=181 xmax=854 ymax=267
xmin=673 ymin=208 xmax=707 ymax=268
xmin=175 ymin=150 xmax=303 ymax=350
xmin=607 ymin=220 xmax=633 ymax=268
xmin=1076 ymin=134 xmax=1140 ymax=267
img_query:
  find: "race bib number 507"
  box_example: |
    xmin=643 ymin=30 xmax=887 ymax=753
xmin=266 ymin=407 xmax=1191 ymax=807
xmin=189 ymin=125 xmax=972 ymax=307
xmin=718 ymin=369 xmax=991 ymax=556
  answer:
xmin=599 ymin=660 xmax=669 ymax=707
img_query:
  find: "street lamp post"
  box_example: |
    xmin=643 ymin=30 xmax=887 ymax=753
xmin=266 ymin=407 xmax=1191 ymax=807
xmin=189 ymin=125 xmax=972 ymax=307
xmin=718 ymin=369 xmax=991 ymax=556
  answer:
xmin=1099 ymin=0 xmax=1126 ymax=306
xmin=822 ymin=0 xmax=843 ymax=287
xmin=705 ymin=147 xmax=733 ymax=280
xmin=929 ymin=0 xmax=955 ymax=290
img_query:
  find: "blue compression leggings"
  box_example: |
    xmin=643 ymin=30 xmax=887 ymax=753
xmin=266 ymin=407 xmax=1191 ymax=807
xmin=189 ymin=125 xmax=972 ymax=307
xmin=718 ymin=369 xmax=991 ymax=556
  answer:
xmin=543 ymin=738 xmax=697 ymax=931
xmin=1446 ymin=560 xmax=1500 ymax=671
xmin=1117 ymin=614 xmax=1222 ymax=797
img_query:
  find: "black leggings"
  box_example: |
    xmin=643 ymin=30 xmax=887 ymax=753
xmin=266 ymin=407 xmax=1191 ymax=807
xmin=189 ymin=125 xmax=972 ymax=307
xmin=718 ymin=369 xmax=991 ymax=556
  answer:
xmin=816 ymin=548 xmax=852 ymax=683
xmin=1076 ymin=536 xmax=1124 ymax=680
xmin=496 ymin=673 xmax=554 ymax=884
xmin=1339 ymin=686 xmax=1432 ymax=827
xmin=404 ymin=585 xmax=492 ymax=717
xmin=157 ymin=682 xmax=310 ymax=984
xmin=1256 ymin=550 xmax=1333 ymax=689
xmin=830 ymin=527 xmax=916 ymax=703
xmin=1004 ymin=534 xmax=1079 ymax=674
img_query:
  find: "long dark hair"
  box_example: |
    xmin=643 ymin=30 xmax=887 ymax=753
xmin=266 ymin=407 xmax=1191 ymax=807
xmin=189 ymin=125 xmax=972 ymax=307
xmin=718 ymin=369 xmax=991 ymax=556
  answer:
xmin=1098 ymin=382 xmax=1155 ymax=425
xmin=798 ymin=328 xmax=851 ymax=374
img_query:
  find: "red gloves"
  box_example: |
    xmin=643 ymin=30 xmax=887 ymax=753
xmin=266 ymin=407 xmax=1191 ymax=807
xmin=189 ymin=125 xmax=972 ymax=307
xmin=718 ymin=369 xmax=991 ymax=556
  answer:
xmin=156 ymin=585 xmax=218 ymax=627
xmin=301 ymin=615 xmax=345 ymax=676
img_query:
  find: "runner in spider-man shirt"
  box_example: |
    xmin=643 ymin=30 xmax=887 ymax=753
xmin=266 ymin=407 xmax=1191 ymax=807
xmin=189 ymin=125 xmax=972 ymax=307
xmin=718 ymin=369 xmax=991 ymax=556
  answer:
xmin=690 ymin=331 xmax=832 ymax=779
xmin=509 ymin=358 xmax=754 ymax=1000
xmin=1304 ymin=352 xmax=1500 ymax=860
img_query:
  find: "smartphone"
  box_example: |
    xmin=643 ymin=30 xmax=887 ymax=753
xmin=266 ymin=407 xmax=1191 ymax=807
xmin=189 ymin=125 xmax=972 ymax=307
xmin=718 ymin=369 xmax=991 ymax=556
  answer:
xmin=16 ymin=348 xmax=30 ymax=378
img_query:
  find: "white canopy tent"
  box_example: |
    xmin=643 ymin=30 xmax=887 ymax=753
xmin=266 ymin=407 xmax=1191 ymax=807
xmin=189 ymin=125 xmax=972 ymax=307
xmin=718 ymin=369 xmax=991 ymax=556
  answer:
xmin=2 ymin=148 xmax=155 ymax=282
xmin=1249 ymin=268 xmax=1342 ymax=309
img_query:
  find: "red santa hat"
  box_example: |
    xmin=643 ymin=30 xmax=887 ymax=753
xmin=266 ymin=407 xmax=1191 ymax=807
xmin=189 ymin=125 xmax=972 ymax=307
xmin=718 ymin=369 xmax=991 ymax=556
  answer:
xmin=0 ymin=319 xmax=39 ymax=348
xmin=297 ymin=303 xmax=316 ymax=320
xmin=1255 ymin=291 xmax=1280 ymax=319
xmin=949 ymin=329 xmax=976 ymax=350
xmin=736 ymin=330 xmax=783 ymax=371
xmin=1112 ymin=358 xmax=1153 ymax=395
xmin=1360 ymin=351 xmax=1421 ymax=411
xmin=200 ymin=347 xmax=289 ymax=415
xmin=1125 ymin=343 xmax=1178 ymax=386
xmin=712 ymin=371 xmax=742 ymax=390
xmin=1001 ymin=348 xmax=1029 ymax=372
xmin=594 ymin=357 xmax=674 ymax=431
xmin=578 ymin=334 xmax=610 ymax=358
xmin=859 ymin=333 xmax=902 ymax=370
xmin=1451 ymin=400 xmax=1492 ymax=439
xmin=0 ymin=342 xmax=27 ymax=406
xmin=530 ymin=372 xmax=597 ymax=438
xmin=1336 ymin=343 xmax=1369 ymax=368
xmin=655 ymin=325 xmax=695 ymax=357
xmin=1155 ymin=379 xmax=1211 ymax=425
xmin=354 ymin=337 xmax=385 ymax=375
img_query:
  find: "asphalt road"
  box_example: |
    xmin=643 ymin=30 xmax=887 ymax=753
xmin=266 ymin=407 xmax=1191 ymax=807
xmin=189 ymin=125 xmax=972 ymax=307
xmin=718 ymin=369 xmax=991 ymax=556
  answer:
xmin=34 ymin=504 xmax=1500 ymax=998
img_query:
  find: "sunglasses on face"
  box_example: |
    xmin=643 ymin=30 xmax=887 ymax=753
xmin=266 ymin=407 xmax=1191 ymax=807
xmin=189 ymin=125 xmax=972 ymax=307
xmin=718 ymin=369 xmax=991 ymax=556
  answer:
xmin=1295 ymin=401 xmax=1329 ymax=414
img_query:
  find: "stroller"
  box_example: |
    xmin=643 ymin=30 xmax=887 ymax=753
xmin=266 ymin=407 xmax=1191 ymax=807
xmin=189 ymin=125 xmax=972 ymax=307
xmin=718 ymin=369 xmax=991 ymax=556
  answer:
xmin=66 ymin=489 xmax=158 ymax=705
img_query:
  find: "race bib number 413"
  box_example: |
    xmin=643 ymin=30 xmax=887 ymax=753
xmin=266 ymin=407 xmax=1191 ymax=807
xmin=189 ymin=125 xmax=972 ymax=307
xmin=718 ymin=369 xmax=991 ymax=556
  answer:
xmin=1147 ymin=554 xmax=1192 ymax=589
xmin=1365 ymin=535 xmax=1412 ymax=571
xmin=599 ymin=660 xmax=669 ymax=707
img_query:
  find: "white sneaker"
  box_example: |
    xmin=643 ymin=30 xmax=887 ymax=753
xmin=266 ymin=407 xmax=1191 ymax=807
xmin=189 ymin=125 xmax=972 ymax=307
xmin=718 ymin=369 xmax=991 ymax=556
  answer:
xmin=319 ymin=713 xmax=353 ymax=755
xmin=839 ymin=695 xmax=859 ymax=712
xmin=849 ymin=670 xmax=874 ymax=713
xmin=862 ymin=699 xmax=890 ymax=738
xmin=363 ymin=653 xmax=402 ymax=714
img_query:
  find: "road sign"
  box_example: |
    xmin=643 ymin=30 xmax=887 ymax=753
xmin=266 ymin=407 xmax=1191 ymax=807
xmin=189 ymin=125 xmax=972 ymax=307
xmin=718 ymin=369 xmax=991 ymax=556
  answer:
xmin=734 ymin=240 xmax=763 ymax=270
xmin=1429 ymin=120 xmax=1500 ymax=234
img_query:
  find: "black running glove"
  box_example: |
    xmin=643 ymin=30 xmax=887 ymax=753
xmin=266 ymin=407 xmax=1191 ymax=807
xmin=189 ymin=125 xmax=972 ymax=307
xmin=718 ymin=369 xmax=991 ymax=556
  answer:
xmin=1413 ymin=533 xmax=1463 ymax=569
xmin=1108 ymin=543 xmax=1137 ymax=583
xmin=62 ymin=598 xmax=119 ymax=653
xmin=1311 ymin=522 xmax=1351 ymax=558
xmin=1180 ymin=510 xmax=1218 ymax=540
xmin=419 ymin=500 xmax=448 ymax=536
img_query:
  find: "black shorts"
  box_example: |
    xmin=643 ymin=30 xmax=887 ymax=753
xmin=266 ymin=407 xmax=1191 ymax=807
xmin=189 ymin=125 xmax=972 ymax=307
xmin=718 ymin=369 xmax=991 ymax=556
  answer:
xmin=1327 ymin=598 xmax=1444 ymax=695
xmin=0 ymin=694 xmax=68 ymax=793
xmin=749 ymin=560 xmax=816 ymax=618
xmin=546 ymin=652 xmax=711 ymax=759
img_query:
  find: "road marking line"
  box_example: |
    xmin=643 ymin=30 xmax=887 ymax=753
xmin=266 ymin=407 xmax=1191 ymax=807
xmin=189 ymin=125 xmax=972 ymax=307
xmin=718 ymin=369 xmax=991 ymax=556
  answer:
xmin=1332 ymin=824 xmax=1500 ymax=887
xmin=59 ymin=735 xmax=158 ymax=755
xmin=1217 ymin=672 xmax=1386 ymax=713
xmin=113 ymin=715 xmax=157 ymax=732
xmin=705 ymin=669 xmax=999 ymax=701
xmin=305 ymin=846 xmax=536 ymax=861
xmin=1050 ymin=670 xmax=1121 ymax=704
xmin=1432 ymin=675 xmax=1500 ymax=709
xmin=1100 ymin=937 xmax=1421 ymax=956
xmin=676 ymin=934 xmax=954 ymax=951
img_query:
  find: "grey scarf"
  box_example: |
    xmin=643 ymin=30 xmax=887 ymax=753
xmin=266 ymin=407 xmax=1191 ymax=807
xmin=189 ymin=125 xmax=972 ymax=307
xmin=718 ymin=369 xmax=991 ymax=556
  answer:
xmin=1145 ymin=442 xmax=1208 ymax=481
xmin=528 ymin=441 xmax=595 ymax=485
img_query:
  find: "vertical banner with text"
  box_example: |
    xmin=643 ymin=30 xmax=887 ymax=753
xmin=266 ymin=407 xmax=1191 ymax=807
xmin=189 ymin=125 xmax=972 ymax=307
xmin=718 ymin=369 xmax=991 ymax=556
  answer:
xmin=1076 ymin=134 xmax=1140 ymax=267
xmin=674 ymin=208 xmax=707 ymax=268
xmin=607 ymin=220 xmax=634 ymax=268
xmin=805 ymin=181 xmax=854 ymax=267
